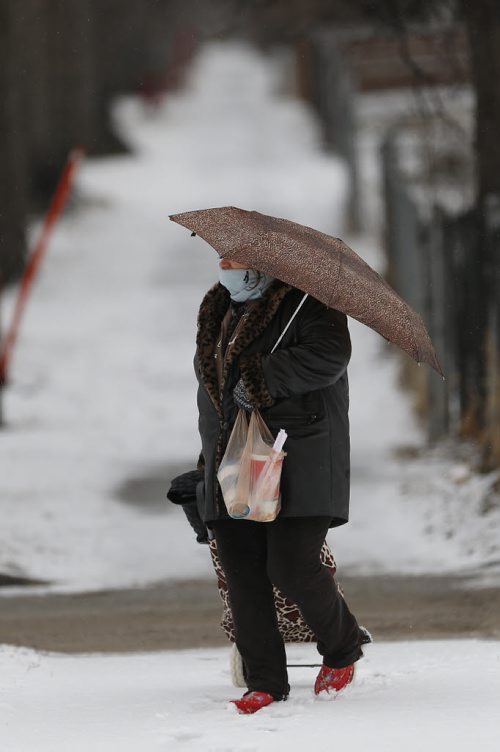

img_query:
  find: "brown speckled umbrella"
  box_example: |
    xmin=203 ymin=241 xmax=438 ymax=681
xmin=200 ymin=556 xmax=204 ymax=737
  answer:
xmin=170 ymin=206 xmax=443 ymax=375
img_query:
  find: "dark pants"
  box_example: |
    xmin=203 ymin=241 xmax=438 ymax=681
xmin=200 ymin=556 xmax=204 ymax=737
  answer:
xmin=212 ymin=516 xmax=364 ymax=700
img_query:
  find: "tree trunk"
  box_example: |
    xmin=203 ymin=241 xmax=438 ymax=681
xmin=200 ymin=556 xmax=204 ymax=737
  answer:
xmin=0 ymin=0 xmax=27 ymax=284
xmin=462 ymin=1 xmax=500 ymax=199
xmin=462 ymin=0 xmax=500 ymax=466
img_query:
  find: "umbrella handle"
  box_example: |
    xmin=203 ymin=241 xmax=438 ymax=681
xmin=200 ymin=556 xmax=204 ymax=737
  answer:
xmin=270 ymin=293 xmax=309 ymax=353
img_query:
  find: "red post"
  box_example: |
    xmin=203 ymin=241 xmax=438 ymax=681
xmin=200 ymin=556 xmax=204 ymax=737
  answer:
xmin=0 ymin=147 xmax=84 ymax=394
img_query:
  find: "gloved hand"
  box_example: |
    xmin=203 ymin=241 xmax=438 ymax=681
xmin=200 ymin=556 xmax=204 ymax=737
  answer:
xmin=166 ymin=469 xmax=209 ymax=544
xmin=181 ymin=500 xmax=209 ymax=544
xmin=167 ymin=469 xmax=204 ymax=504
xmin=233 ymin=378 xmax=254 ymax=412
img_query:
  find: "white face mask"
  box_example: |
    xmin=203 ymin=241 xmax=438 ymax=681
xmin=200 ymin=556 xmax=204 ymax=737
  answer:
xmin=218 ymin=268 xmax=274 ymax=302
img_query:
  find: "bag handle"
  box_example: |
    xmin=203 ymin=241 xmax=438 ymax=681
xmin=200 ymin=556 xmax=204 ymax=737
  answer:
xmin=270 ymin=293 xmax=309 ymax=353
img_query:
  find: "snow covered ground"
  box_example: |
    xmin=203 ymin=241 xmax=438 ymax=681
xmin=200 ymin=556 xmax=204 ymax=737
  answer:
xmin=1 ymin=640 xmax=499 ymax=751
xmin=1 ymin=36 xmax=499 ymax=752
xmin=1 ymin=41 xmax=499 ymax=593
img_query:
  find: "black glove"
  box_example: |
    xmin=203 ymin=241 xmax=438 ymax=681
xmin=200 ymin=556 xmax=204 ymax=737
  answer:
xmin=181 ymin=500 xmax=209 ymax=544
xmin=233 ymin=378 xmax=253 ymax=412
xmin=167 ymin=469 xmax=204 ymax=505
xmin=167 ymin=469 xmax=209 ymax=544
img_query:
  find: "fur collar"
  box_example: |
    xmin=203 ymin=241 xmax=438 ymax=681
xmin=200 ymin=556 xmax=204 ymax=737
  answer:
xmin=196 ymin=280 xmax=292 ymax=415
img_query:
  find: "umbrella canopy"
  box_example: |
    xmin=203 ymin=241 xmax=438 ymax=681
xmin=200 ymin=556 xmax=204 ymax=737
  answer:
xmin=170 ymin=206 xmax=443 ymax=376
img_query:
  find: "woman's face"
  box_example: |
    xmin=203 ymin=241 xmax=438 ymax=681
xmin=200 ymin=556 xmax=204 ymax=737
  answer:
xmin=218 ymin=258 xmax=248 ymax=270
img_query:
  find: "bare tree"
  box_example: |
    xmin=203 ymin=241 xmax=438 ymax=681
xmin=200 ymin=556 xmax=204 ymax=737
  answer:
xmin=461 ymin=0 xmax=500 ymax=465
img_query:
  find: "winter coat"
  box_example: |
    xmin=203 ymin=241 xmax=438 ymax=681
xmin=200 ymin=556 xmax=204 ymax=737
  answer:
xmin=195 ymin=279 xmax=351 ymax=527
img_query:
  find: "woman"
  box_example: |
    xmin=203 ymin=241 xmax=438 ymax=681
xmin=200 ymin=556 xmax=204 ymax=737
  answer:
xmin=195 ymin=257 xmax=366 ymax=714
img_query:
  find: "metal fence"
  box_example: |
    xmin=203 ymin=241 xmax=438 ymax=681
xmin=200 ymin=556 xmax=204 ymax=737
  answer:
xmin=381 ymin=130 xmax=500 ymax=466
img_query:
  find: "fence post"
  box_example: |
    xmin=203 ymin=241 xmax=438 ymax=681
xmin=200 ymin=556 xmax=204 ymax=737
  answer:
xmin=380 ymin=132 xmax=398 ymax=285
xmin=380 ymin=130 xmax=433 ymax=420
xmin=381 ymin=132 xmax=426 ymax=315
xmin=440 ymin=212 xmax=462 ymax=435
xmin=454 ymin=209 xmax=486 ymax=439
xmin=423 ymin=208 xmax=450 ymax=441
xmin=484 ymin=194 xmax=500 ymax=467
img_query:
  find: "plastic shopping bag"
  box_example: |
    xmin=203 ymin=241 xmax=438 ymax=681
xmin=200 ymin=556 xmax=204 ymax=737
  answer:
xmin=217 ymin=409 xmax=287 ymax=522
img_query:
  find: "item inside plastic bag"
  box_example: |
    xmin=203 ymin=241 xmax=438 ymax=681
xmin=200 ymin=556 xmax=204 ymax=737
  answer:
xmin=217 ymin=409 xmax=287 ymax=522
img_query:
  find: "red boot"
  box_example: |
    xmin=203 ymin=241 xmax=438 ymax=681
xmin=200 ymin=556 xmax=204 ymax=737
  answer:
xmin=230 ymin=691 xmax=275 ymax=714
xmin=314 ymin=664 xmax=355 ymax=696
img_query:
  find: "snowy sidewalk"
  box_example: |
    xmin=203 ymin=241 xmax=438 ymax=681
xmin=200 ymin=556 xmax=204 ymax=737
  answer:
xmin=1 ymin=41 xmax=499 ymax=593
xmin=1 ymin=641 xmax=499 ymax=752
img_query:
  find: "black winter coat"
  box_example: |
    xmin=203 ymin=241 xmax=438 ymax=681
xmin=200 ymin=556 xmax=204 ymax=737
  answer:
xmin=195 ymin=279 xmax=351 ymax=527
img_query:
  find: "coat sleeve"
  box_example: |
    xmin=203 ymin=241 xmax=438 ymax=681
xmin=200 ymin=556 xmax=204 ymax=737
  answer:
xmin=239 ymin=297 xmax=351 ymax=406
